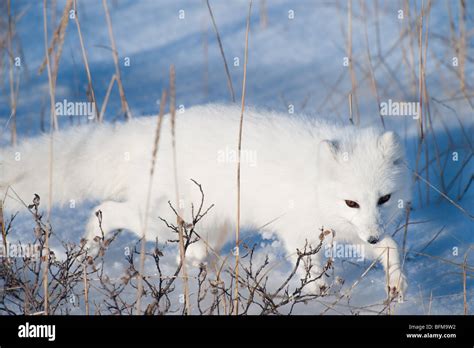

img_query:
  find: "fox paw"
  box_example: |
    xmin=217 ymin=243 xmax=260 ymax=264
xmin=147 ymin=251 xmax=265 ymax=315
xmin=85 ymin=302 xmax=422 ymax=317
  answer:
xmin=387 ymin=269 xmax=408 ymax=302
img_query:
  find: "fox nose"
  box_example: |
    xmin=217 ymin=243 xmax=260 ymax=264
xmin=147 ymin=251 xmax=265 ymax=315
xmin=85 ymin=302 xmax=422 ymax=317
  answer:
xmin=367 ymin=236 xmax=379 ymax=244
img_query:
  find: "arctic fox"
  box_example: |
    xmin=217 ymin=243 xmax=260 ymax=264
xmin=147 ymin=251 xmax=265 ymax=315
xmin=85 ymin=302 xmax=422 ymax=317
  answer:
xmin=0 ymin=104 xmax=409 ymax=296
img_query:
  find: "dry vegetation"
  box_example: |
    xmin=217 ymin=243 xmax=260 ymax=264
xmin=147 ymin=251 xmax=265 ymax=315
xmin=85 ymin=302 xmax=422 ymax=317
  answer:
xmin=0 ymin=184 xmax=338 ymax=315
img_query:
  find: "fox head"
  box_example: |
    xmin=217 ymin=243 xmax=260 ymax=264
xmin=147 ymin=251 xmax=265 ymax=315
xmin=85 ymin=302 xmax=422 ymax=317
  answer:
xmin=316 ymin=129 xmax=412 ymax=245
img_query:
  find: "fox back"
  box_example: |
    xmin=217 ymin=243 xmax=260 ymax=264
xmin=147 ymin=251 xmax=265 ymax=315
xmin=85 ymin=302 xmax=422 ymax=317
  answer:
xmin=0 ymin=104 xmax=411 ymax=252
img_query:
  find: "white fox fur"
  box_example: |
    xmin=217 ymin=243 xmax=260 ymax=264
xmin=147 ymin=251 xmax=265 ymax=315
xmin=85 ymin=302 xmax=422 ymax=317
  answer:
xmin=1 ymin=104 xmax=410 ymax=296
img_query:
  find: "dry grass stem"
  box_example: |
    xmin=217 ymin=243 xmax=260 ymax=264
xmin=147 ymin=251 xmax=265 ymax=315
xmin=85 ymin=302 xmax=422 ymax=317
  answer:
xmin=234 ymin=0 xmax=252 ymax=315
xmin=102 ymin=0 xmax=132 ymax=120
xmin=206 ymin=0 xmax=236 ymax=102
xmin=135 ymin=89 xmax=167 ymax=314
xmin=72 ymin=0 xmax=99 ymax=121
xmin=169 ymin=65 xmax=191 ymax=314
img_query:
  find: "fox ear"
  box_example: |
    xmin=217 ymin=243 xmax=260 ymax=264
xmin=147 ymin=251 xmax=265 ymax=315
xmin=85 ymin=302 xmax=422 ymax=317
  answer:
xmin=378 ymin=131 xmax=403 ymax=164
xmin=319 ymin=140 xmax=340 ymax=162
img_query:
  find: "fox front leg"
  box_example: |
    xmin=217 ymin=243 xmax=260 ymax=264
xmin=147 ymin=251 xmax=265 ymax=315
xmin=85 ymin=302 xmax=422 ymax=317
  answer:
xmin=365 ymin=236 xmax=408 ymax=300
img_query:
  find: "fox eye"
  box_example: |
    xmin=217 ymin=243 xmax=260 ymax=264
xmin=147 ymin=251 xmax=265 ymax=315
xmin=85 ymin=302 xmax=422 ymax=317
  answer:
xmin=345 ymin=200 xmax=360 ymax=209
xmin=378 ymin=194 xmax=391 ymax=205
